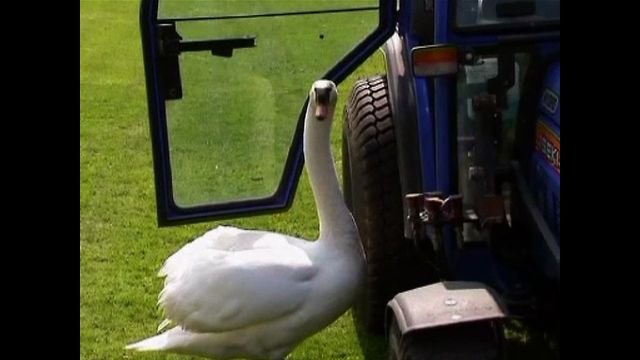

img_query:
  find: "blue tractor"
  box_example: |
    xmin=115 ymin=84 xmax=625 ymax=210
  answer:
xmin=140 ymin=0 xmax=559 ymax=357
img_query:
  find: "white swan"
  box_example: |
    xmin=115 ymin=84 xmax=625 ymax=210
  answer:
xmin=126 ymin=80 xmax=365 ymax=360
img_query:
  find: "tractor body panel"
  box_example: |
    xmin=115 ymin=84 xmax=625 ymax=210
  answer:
xmin=529 ymin=61 xmax=560 ymax=278
xmin=382 ymin=0 xmax=560 ymax=316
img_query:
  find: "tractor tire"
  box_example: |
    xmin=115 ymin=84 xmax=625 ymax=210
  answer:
xmin=342 ymin=76 xmax=430 ymax=333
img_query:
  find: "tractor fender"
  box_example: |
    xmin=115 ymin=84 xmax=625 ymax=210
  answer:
xmin=381 ymin=33 xmax=424 ymax=238
xmin=385 ymin=281 xmax=508 ymax=337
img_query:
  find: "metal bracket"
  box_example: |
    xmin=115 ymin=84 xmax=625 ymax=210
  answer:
xmin=487 ymin=51 xmax=515 ymax=108
xmin=157 ymin=23 xmax=257 ymax=100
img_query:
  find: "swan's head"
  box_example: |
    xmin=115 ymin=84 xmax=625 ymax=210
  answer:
xmin=309 ymin=80 xmax=338 ymax=122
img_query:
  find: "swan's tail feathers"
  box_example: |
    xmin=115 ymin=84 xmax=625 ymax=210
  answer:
xmin=125 ymin=332 xmax=171 ymax=352
xmin=157 ymin=318 xmax=173 ymax=333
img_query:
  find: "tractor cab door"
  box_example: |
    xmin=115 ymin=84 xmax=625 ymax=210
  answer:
xmin=140 ymin=0 xmax=395 ymax=225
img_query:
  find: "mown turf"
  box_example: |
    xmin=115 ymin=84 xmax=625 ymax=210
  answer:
xmin=81 ymin=1 xmax=387 ymax=359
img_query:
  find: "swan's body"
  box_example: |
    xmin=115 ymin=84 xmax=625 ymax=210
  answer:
xmin=127 ymin=80 xmax=365 ymax=359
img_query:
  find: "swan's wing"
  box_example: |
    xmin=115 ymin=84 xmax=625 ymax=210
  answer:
xmin=158 ymin=228 xmax=317 ymax=333
xmin=158 ymin=226 xmax=302 ymax=277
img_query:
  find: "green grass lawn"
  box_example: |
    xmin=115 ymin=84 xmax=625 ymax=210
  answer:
xmin=80 ymin=1 xmax=555 ymax=359
xmin=81 ymin=1 xmax=386 ymax=359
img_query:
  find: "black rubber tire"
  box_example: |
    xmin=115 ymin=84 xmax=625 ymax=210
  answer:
xmin=342 ymin=76 xmax=430 ymax=333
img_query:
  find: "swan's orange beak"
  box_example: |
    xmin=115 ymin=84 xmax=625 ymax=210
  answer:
xmin=314 ymin=104 xmax=329 ymax=121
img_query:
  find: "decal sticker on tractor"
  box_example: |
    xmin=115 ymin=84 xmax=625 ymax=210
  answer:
xmin=535 ymin=120 xmax=560 ymax=173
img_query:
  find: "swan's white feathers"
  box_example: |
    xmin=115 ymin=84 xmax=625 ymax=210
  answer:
xmin=157 ymin=226 xmax=318 ymax=333
xmin=158 ymin=226 xmax=242 ymax=278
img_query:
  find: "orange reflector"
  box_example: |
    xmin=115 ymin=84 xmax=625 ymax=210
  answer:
xmin=412 ymin=45 xmax=458 ymax=77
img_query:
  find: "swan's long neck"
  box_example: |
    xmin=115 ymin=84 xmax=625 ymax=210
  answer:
xmin=303 ymin=103 xmax=357 ymax=245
